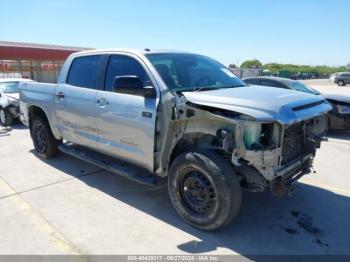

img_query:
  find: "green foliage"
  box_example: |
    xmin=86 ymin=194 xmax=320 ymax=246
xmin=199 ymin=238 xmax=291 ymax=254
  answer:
xmin=262 ymin=63 xmax=347 ymax=75
xmin=240 ymin=59 xmax=262 ymax=69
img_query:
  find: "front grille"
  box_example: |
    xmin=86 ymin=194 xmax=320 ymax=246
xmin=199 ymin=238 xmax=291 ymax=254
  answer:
xmin=281 ymin=117 xmax=324 ymax=165
xmin=282 ymin=123 xmax=304 ymax=165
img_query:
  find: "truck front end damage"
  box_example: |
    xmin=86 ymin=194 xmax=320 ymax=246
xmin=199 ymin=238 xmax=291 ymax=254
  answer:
xmin=230 ymin=115 xmax=327 ymax=195
xmin=162 ymin=87 xmax=332 ymax=196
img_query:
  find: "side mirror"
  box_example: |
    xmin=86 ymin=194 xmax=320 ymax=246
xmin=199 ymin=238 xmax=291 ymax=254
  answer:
xmin=112 ymin=76 xmax=153 ymax=97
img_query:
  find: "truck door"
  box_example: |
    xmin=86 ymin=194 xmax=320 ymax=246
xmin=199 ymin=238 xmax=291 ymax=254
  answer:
xmin=95 ymin=54 xmax=158 ymax=172
xmin=54 ymin=55 xmax=102 ymax=149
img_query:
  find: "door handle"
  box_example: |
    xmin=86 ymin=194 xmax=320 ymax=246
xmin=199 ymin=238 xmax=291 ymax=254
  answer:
xmin=55 ymin=92 xmax=65 ymax=99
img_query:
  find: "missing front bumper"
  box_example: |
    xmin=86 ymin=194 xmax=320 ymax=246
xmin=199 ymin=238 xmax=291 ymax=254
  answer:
xmin=270 ymin=157 xmax=313 ymax=196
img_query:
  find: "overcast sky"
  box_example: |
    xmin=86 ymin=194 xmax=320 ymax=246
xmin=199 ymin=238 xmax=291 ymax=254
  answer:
xmin=1 ymin=0 xmax=349 ymax=66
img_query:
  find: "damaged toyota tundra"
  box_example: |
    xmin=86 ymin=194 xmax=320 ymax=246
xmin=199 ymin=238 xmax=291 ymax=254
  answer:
xmin=20 ymin=50 xmax=332 ymax=230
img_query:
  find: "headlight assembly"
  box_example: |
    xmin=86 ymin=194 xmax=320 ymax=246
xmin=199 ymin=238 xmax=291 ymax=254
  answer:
xmin=336 ymin=104 xmax=350 ymax=114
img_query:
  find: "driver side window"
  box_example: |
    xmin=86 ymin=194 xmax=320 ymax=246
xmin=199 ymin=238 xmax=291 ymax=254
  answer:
xmin=104 ymin=55 xmax=149 ymax=91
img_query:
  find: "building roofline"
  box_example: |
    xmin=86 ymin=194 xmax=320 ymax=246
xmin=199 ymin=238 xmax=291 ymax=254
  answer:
xmin=0 ymin=41 xmax=93 ymax=61
xmin=0 ymin=41 xmax=92 ymax=52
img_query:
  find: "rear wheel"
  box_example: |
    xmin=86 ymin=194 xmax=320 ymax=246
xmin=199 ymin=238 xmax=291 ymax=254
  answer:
xmin=168 ymin=150 xmax=242 ymax=231
xmin=30 ymin=116 xmax=61 ymax=159
xmin=0 ymin=107 xmax=13 ymax=126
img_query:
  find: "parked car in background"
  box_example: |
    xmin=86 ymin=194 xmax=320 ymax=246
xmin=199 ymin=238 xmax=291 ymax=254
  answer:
xmin=290 ymin=72 xmax=316 ymax=80
xmin=243 ymin=76 xmax=350 ymax=129
xmin=0 ymin=78 xmax=33 ymax=126
xmin=329 ymin=72 xmax=340 ymax=83
xmin=20 ymin=49 xmax=331 ymax=230
xmin=334 ymin=72 xmax=350 ymax=86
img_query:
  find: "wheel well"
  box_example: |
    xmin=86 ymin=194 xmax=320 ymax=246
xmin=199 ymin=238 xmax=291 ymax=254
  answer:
xmin=28 ymin=106 xmax=49 ymax=131
xmin=169 ymin=133 xmax=218 ymax=165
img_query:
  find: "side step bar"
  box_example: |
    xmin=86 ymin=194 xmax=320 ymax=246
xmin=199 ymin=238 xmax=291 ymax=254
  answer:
xmin=58 ymin=144 xmax=158 ymax=186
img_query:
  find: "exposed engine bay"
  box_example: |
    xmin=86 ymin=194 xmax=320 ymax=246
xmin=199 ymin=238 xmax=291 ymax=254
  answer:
xmin=232 ymin=114 xmax=328 ymax=194
xmin=155 ymin=92 xmax=330 ymax=196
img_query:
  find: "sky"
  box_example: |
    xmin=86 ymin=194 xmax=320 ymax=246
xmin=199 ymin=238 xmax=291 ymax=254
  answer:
xmin=1 ymin=0 xmax=349 ymax=66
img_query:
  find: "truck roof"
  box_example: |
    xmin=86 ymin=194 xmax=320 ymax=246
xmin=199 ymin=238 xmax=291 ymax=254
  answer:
xmin=71 ymin=48 xmax=192 ymax=57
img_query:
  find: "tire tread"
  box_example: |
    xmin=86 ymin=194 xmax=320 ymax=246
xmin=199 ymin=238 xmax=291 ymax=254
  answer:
xmin=31 ymin=116 xmax=61 ymax=159
xmin=168 ymin=150 xmax=242 ymax=231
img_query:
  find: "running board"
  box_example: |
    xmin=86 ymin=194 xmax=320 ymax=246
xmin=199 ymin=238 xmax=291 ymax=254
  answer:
xmin=58 ymin=144 xmax=158 ymax=186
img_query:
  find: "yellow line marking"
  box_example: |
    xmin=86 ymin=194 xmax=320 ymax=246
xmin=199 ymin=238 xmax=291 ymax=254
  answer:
xmin=0 ymin=177 xmax=82 ymax=255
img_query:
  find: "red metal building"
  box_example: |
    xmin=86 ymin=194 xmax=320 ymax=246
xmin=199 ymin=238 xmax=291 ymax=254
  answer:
xmin=0 ymin=41 xmax=91 ymax=82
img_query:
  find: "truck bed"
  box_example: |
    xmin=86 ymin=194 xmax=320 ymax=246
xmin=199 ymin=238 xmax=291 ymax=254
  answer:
xmin=19 ymin=81 xmax=57 ymax=128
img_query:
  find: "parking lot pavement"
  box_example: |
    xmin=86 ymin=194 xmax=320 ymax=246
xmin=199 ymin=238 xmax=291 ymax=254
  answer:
xmin=302 ymin=79 xmax=350 ymax=96
xmin=0 ymin=121 xmax=350 ymax=256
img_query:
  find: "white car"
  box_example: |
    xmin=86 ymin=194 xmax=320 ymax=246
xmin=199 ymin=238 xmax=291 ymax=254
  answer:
xmin=0 ymin=78 xmax=33 ymax=126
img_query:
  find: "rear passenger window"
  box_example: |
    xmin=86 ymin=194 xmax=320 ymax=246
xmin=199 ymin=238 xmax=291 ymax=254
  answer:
xmin=104 ymin=55 xmax=149 ymax=91
xmin=244 ymin=79 xmax=258 ymax=85
xmin=67 ymin=55 xmax=102 ymax=89
xmin=259 ymin=80 xmax=284 ymax=88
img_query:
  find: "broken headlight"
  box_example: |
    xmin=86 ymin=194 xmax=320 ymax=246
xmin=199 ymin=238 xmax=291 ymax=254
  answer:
xmin=243 ymin=122 xmax=280 ymax=150
xmin=336 ymin=104 xmax=350 ymax=114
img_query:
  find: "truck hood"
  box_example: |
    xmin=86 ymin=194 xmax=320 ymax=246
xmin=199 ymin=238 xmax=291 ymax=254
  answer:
xmin=182 ymin=85 xmax=332 ymax=125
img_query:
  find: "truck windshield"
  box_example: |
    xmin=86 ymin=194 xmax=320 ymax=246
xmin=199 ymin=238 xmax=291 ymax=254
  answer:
xmin=146 ymin=53 xmax=246 ymax=92
xmin=0 ymin=82 xmax=19 ymax=93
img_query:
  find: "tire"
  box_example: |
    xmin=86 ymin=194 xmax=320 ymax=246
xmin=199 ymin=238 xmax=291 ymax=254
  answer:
xmin=337 ymin=80 xmax=345 ymax=86
xmin=30 ymin=116 xmax=61 ymax=159
xmin=0 ymin=107 xmax=13 ymax=126
xmin=168 ymin=150 xmax=242 ymax=231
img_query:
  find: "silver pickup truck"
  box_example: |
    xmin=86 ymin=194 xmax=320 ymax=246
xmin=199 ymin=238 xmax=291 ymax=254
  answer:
xmin=20 ymin=49 xmax=331 ymax=230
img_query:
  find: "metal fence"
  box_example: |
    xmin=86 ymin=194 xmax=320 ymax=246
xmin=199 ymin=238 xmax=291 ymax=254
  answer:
xmin=230 ymin=68 xmax=262 ymax=78
xmin=0 ymin=60 xmax=64 ymax=82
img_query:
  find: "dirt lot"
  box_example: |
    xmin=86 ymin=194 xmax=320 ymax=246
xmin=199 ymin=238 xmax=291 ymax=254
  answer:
xmin=0 ymin=80 xmax=349 ymax=257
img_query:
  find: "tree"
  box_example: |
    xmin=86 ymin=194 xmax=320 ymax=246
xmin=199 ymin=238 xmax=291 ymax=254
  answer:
xmin=240 ymin=59 xmax=262 ymax=69
xmin=347 ymin=63 xmax=350 ymax=71
xmin=262 ymin=63 xmax=347 ymax=75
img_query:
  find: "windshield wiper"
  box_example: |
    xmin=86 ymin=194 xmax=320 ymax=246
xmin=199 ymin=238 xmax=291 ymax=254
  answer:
xmin=193 ymin=86 xmax=219 ymax=92
xmin=227 ymin=85 xmax=246 ymax=88
xmin=175 ymin=85 xmax=246 ymax=93
xmin=194 ymin=85 xmax=246 ymax=91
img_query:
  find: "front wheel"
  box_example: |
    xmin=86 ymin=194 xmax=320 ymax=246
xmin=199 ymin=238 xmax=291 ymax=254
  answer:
xmin=0 ymin=107 xmax=13 ymax=126
xmin=337 ymin=80 xmax=345 ymax=86
xmin=30 ymin=116 xmax=61 ymax=159
xmin=168 ymin=150 xmax=242 ymax=231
